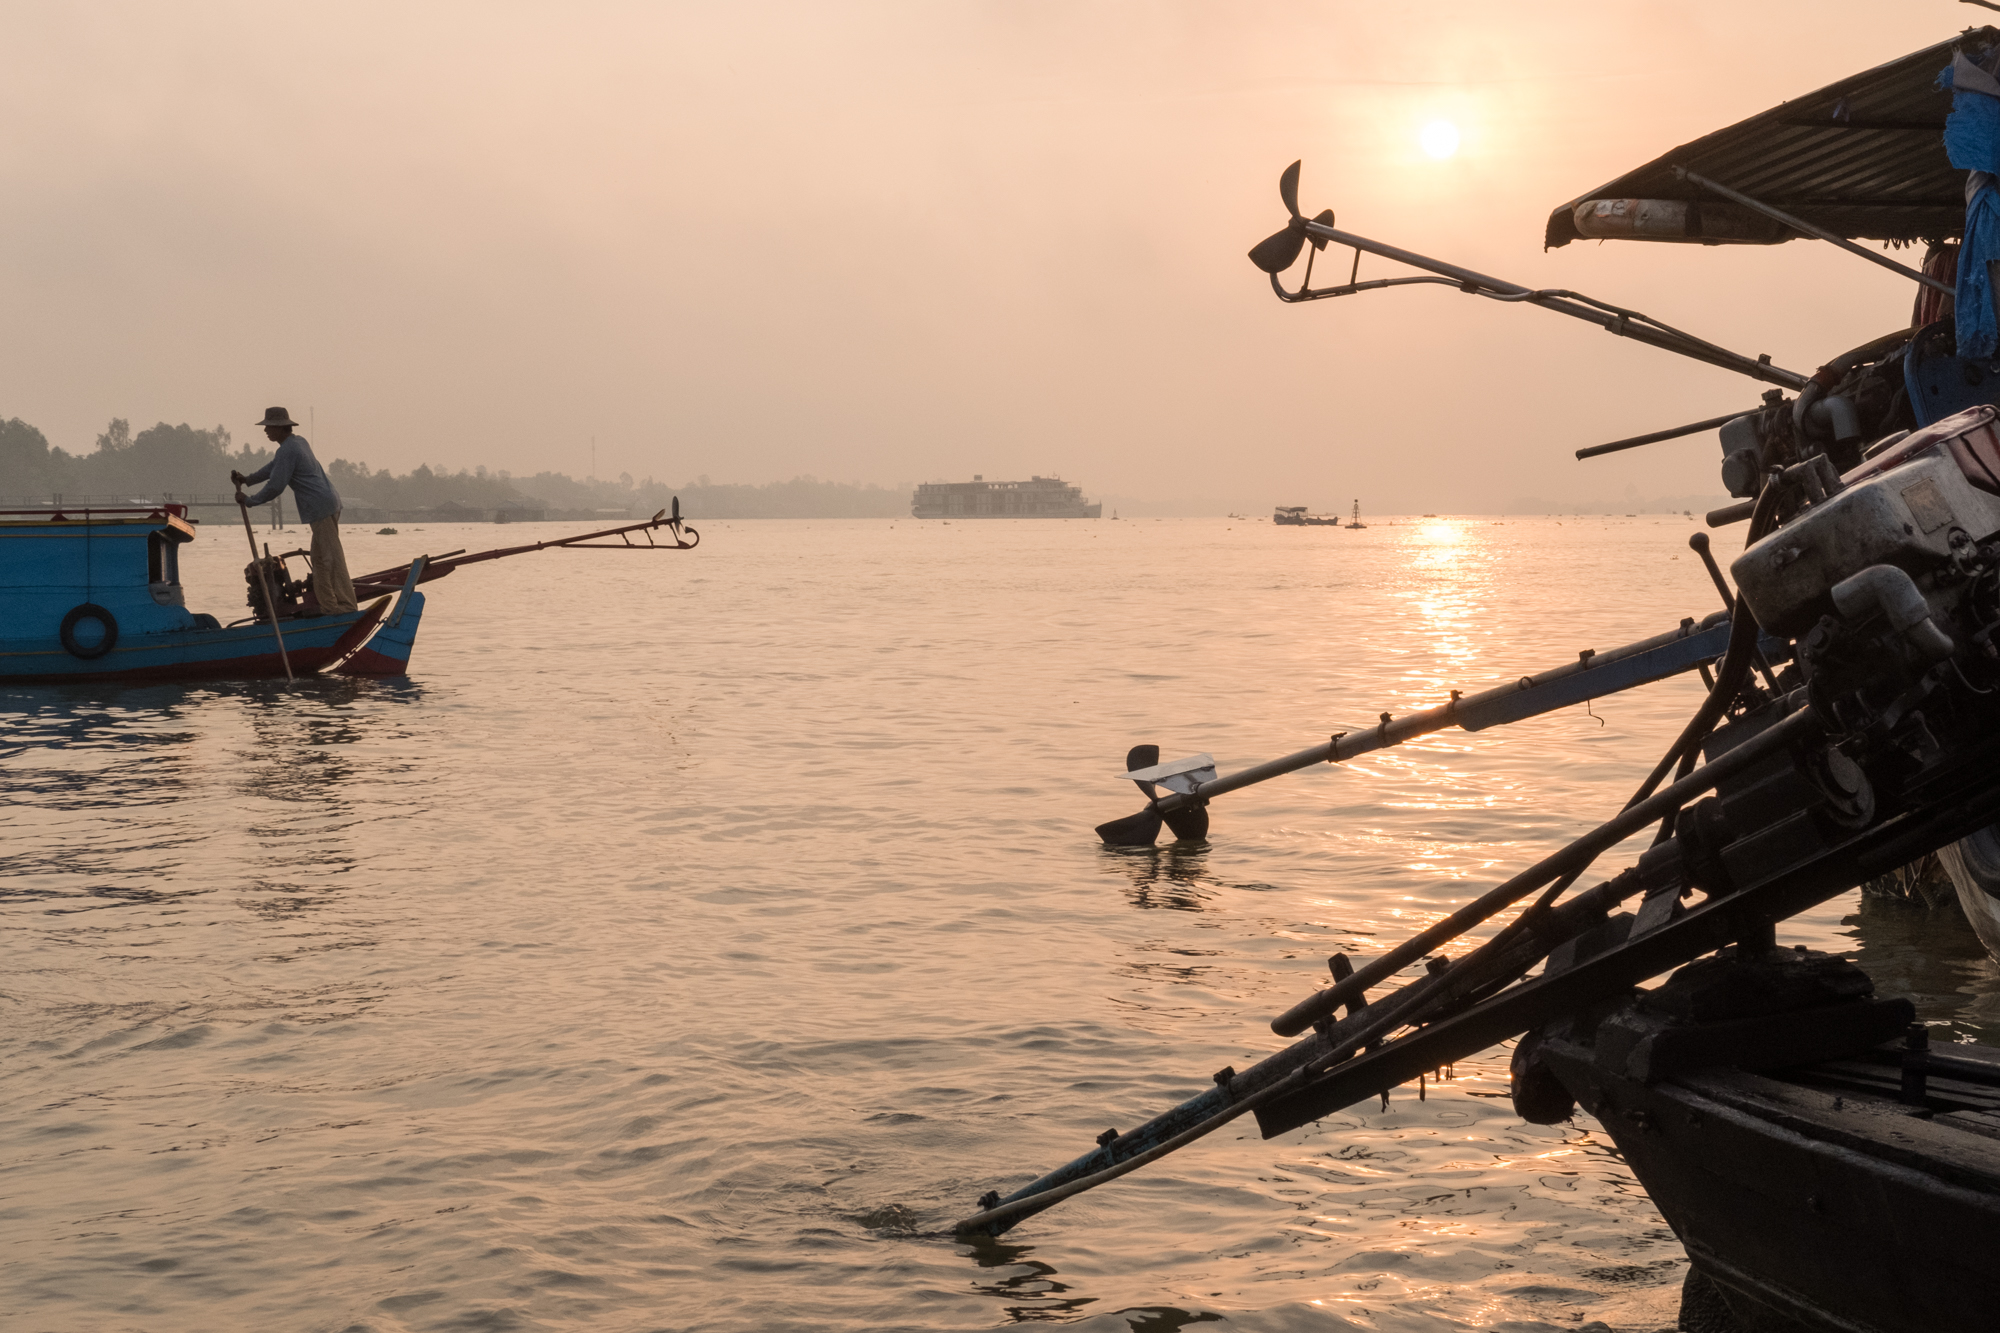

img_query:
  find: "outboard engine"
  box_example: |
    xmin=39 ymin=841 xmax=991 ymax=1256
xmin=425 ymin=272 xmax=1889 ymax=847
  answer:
xmin=1716 ymin=331 xmax=1921 ymax=499
xmin=1720 ymin=405 xmax=2000 ymax=942
xmin=243 ymin=553 xmax=300 ymax=620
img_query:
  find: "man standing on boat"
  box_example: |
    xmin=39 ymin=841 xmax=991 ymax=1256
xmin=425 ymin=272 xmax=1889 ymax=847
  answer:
xmin=231 ymin=407 xmax=358 ymax=614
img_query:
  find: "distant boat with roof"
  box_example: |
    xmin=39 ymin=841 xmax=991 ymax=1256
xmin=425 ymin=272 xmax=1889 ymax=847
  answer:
xmin=911 ymin=475 xmax=1101 ymax=518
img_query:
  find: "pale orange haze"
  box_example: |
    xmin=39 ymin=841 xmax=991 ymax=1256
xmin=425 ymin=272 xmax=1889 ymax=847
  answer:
xmin=0 ymin=2 xmax=1971 ymax=512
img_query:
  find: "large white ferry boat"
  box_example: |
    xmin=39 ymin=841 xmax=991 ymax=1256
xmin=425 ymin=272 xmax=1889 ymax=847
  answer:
xmin=910 ymin=475 xmax=1101 ymax=518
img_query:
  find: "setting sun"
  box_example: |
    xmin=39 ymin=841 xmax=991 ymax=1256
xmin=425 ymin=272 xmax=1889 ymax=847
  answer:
xmin=1420 ymin=119 xmax=1461 ymax=159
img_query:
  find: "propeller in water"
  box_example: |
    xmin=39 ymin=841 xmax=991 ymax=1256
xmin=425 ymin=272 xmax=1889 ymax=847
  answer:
xmin=1096 ymin=744 xmax=1166 ymax=846
xmin=1093 ymin=745 xmax=1212 ymax=846
xmin=1247 ymin=160 xmax=1334 ymax=275
xmin=1163 ymin=796 xmax=1209 ymax=843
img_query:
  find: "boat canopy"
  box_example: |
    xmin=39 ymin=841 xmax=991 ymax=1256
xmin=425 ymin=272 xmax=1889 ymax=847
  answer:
xmin=1545 ymin=28 xmax=1995 ymax=250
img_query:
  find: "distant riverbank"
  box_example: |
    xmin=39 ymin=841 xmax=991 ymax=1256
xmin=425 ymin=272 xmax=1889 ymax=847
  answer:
xmin=0 ymin=416 xmax=910 ymax=519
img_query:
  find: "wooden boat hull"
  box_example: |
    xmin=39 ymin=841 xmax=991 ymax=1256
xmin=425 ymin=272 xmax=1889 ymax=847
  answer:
xmin=1551 ymin=1050 xmax=2000 ymax=1331
xmin=1533 ymin=956 xmax=2000 ymax=1333
xmin=3 ymin=505 xmax=689 ymax=686
xmin=0 ymin=602 xmax=394 ymax=684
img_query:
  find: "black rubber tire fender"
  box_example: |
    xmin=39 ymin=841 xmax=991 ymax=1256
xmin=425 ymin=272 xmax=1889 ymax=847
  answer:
xmin=59 ymin=603 xmax=119 ymax=660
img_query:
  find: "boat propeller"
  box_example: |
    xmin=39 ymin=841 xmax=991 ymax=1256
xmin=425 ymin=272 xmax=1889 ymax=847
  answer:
xmin=1094 ymin=745 xmax=1214 ymax=846
xmin=1246 ymin=160 xmax=1334 ymax=275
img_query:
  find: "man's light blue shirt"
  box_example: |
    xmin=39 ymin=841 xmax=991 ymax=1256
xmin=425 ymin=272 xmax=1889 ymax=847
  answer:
xmin=243 ymin=433 xmax=342 ymax=525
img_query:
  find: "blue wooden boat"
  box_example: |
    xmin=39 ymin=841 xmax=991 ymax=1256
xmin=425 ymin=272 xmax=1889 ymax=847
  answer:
xmin=0 ymin=503 xmax=696 ymax=683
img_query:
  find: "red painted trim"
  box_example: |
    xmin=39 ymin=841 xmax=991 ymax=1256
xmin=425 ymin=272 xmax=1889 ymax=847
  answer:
xmin=334 ymin=646 xmax=407 ymax=677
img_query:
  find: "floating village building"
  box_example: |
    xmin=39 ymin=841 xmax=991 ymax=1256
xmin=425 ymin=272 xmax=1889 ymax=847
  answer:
xmin=910 ymin=475 xmax=1101 ymax=519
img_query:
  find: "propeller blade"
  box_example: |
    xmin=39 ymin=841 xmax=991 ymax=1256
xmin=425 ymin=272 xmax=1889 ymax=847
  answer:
xmin=1279 ymin=160 xmax=1302 ymax=219
xmin=1115 ymin=743 xmax=1204 ymax=841
xmin=1307 ymin=208 xmax=1335 ymax=250
xmin=1162 ymin=804 xmax=1209 ymax=842
xmin=1248 ymin=227 xmax=1306 ymax=274
xmin=672 ymin=496 xmax=681 ymax=522
xmin=1125 ymin=744 xmax=1161 ymax=798
xmin=1096 ymin=807 xmax=1164 ymax=847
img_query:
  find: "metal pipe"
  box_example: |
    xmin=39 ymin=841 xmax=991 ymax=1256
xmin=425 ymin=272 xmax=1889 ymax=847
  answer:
xmin=1289 ymin=219 xmax=1809 ymax=389
xmin=1146 ymin=613 xmax=1731 ymax=820
xmin=1832 ymin=564 xmax=1956 ymax=660
xmin=1706 ymin=498 xmax=1756 ymax=528
xmin=1268 ymin=700 xmax=1818 ymax=1037
xmin=1272 ymin=264 xmax=1777 ymax=387
xmin=956 ymin=938 xmax=1475 ymax=1237
xmin=348 ymin=510 xmax=695 ymax=592
xmin=1675 ymin=168 xmax=1954 ymax=295
xmin=1576 ymin=412 xmax=1746 ymax=459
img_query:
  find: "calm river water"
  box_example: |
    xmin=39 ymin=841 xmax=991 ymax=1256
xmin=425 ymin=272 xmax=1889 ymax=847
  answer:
xmin=5 ymin=514 xmax=1998 ymax=1333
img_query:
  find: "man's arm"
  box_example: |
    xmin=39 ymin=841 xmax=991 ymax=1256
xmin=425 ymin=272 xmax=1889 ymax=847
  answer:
xmin=242 ymin=441 xmax=296 ymax=507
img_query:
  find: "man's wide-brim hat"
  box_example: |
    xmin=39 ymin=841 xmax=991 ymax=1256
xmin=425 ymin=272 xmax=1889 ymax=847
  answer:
xmin=257 ymin=406 xmax=297 ymax=429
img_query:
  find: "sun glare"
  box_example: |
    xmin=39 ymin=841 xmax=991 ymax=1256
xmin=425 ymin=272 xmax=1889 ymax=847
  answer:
xmin=1420 ymin=120 xmax=1461 ymax=160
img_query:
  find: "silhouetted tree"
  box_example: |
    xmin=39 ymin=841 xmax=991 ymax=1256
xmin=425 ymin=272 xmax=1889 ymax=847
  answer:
xmin=0 ymin=418 xmax=76 ymax=495
xmin=94 ymin=418 xmax=132 ymax=454
xmin=1 ymin=412 xmax=912 ymax=516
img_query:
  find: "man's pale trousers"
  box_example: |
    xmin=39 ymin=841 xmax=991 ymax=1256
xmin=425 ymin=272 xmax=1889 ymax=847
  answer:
xmin=311 ymin=510 xmax=359 ymax=613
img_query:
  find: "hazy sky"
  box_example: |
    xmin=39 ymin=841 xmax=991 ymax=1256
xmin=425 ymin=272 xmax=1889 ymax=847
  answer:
xmin=0 ymin=2 xmax=1977 ymax=511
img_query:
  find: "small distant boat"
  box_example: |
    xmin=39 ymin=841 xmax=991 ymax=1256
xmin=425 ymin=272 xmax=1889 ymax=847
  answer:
xmin=1345 ymin=500 xmax=1367 ymax=529
xmin=1273 ymin=505 xmax=1339 ymax=526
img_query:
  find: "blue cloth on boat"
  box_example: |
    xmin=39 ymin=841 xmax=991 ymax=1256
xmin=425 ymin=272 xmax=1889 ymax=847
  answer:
xmin=1943 ymin=57 xmax=2000 ymax=358
xmin=242 ymin=433 xmax=342 ymax=525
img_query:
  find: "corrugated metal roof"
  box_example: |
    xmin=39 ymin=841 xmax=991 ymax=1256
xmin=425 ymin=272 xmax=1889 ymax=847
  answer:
xmin=1545 ymin=28 xmax=1999 ymax=248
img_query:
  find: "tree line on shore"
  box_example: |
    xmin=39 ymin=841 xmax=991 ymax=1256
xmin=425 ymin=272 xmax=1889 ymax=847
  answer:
xmin=0 ymin=417 xmax=909 ymax=519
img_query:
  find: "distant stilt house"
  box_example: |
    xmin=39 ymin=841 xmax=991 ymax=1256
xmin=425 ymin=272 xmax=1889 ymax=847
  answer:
xmin=911 ymin=475 xmax=1102 ymax=518
xmin=337 ymin=495 xmax=391 ymax=524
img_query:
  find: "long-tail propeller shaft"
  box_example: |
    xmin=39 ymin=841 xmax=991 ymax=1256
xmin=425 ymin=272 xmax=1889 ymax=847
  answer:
xmin=1094 ymin=609 xmax=1751 ymax=846
xmin=963 ymin=704 xmax=1856 ymax=1238
xmin=1247 ymin=160 xmax=1805 ymax=390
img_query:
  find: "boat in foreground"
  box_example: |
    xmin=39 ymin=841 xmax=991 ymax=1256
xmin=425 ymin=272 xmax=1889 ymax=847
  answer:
xmin=1531 ymin=945 xmax=2000 ymax=1332
xmin=955 ymin=27 xmax=2000 ymax=1333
